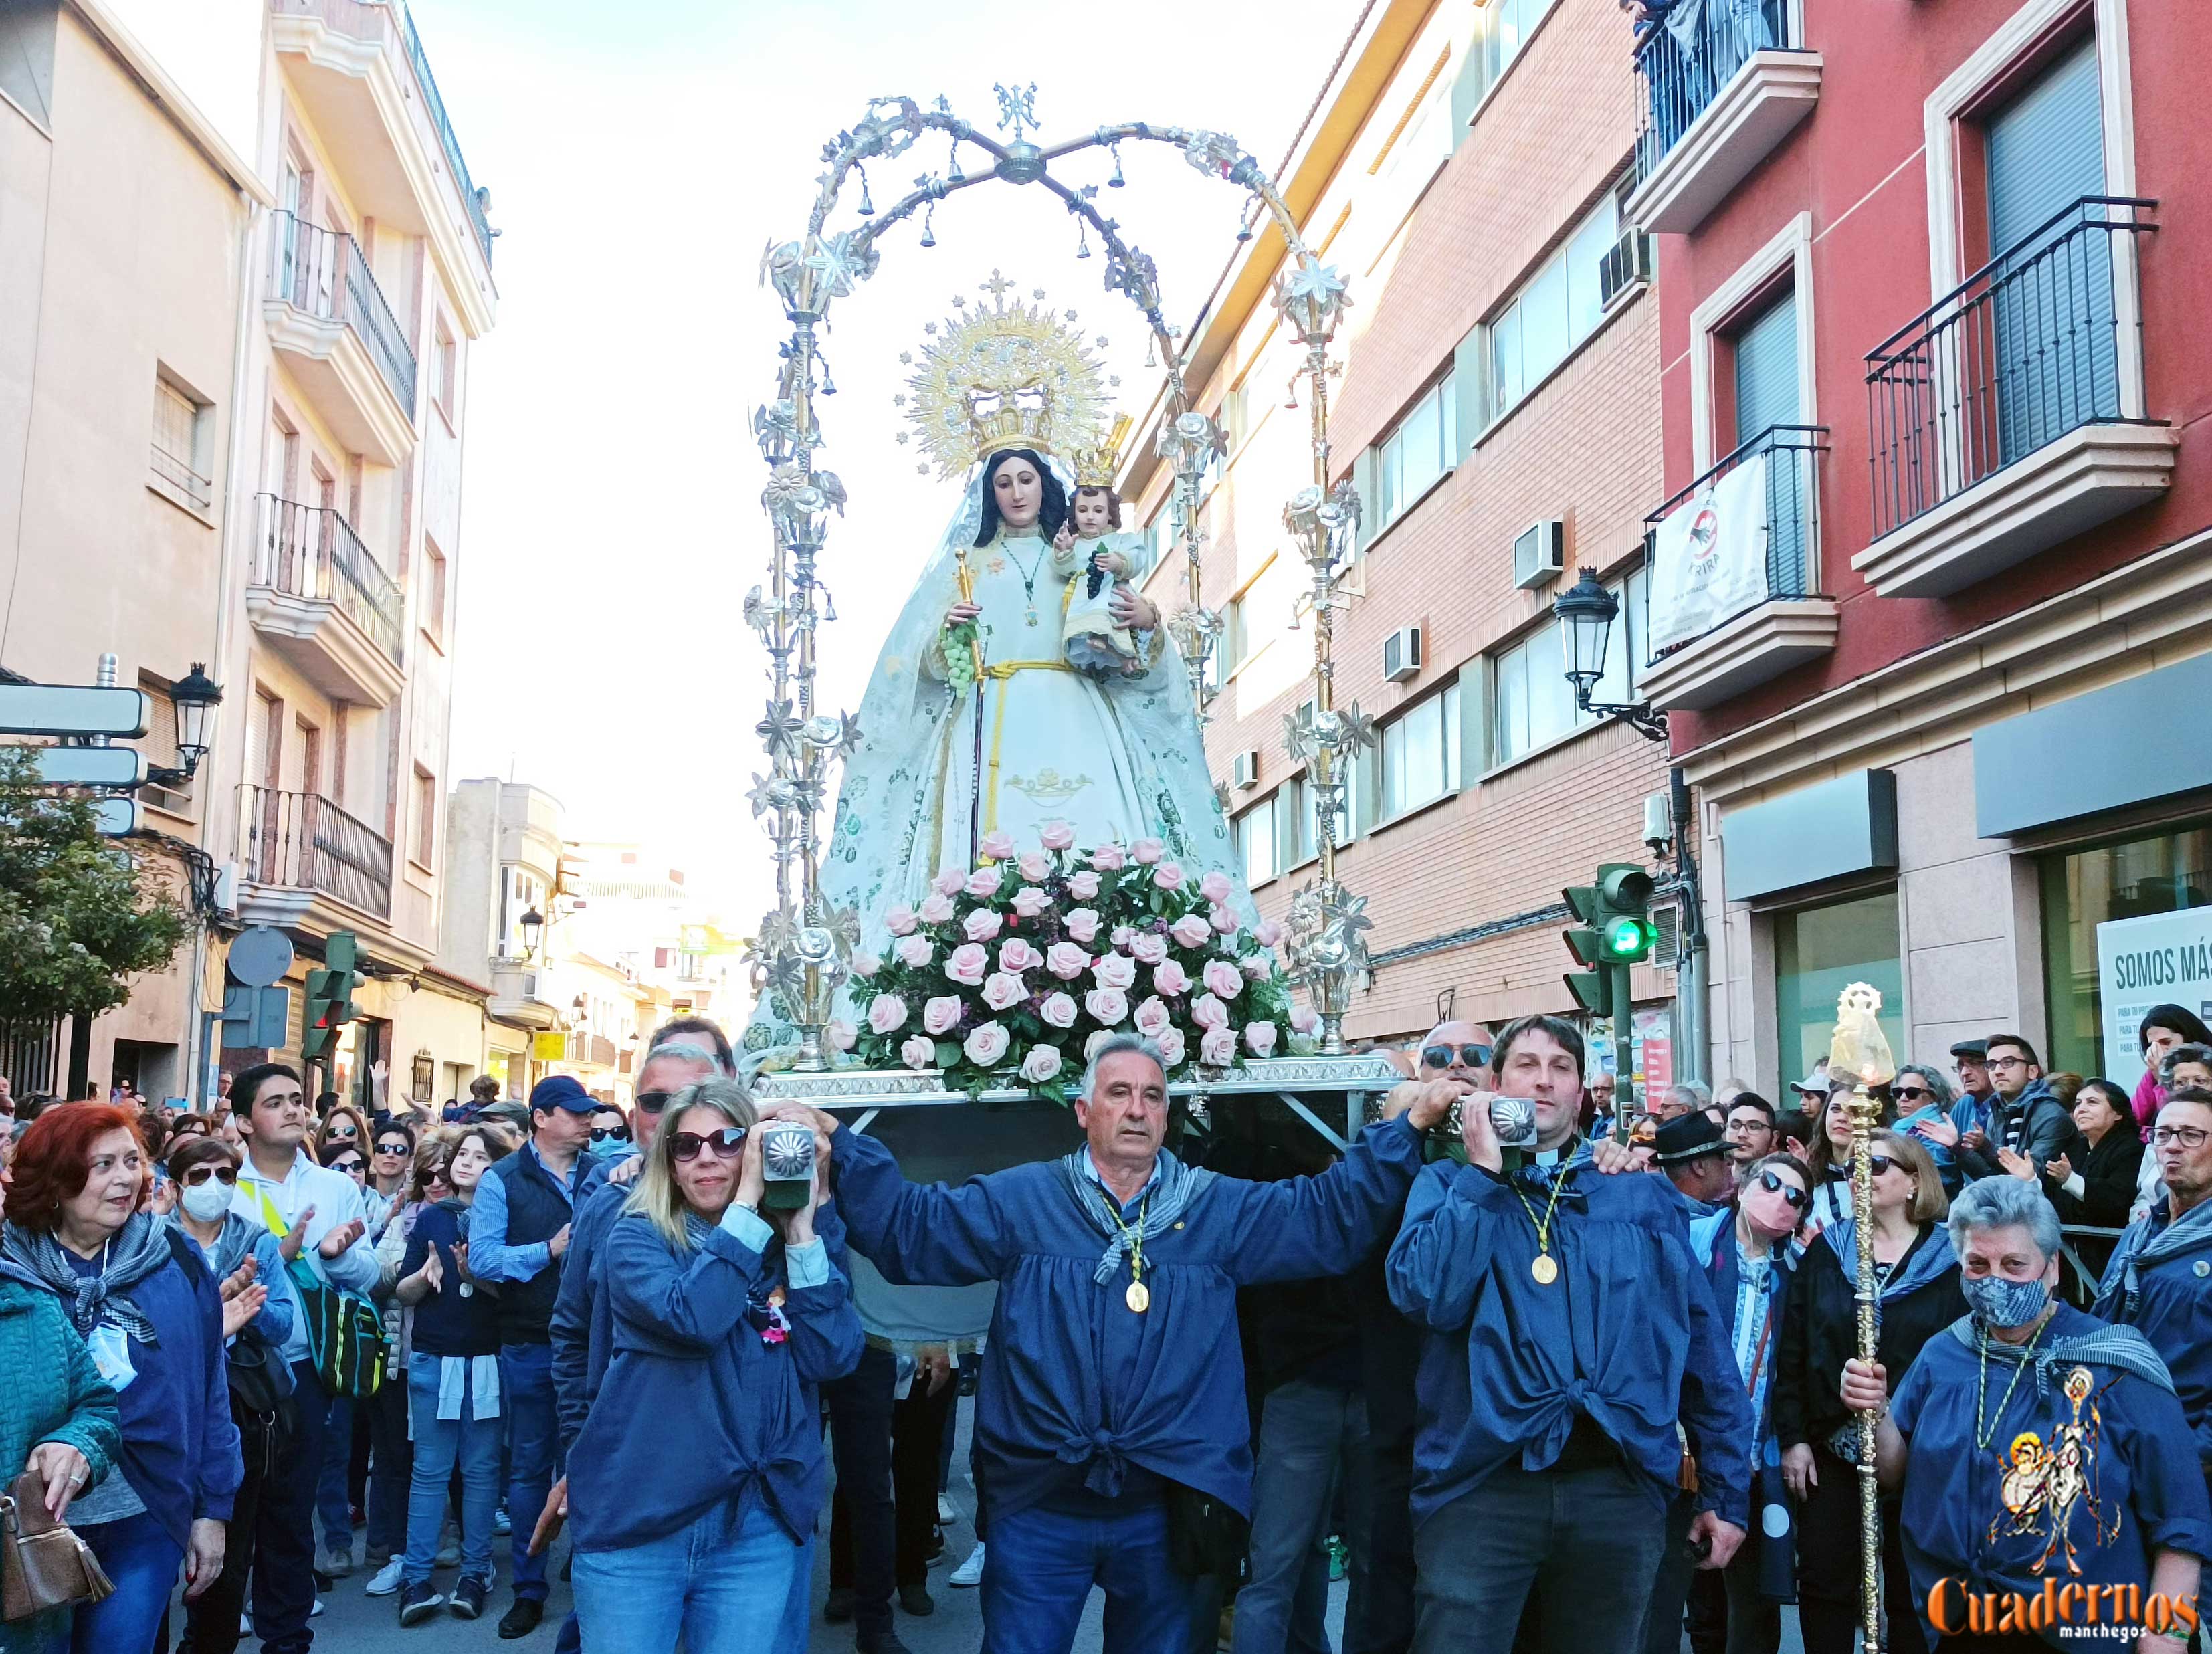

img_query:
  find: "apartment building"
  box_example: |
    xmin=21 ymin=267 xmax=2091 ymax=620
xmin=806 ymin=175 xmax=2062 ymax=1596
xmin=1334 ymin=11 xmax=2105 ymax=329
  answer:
xmin=1128 ymin=0 xmax=1681 ymax=1074
xmin=1629 ymin=0 xmax=2212 ymax=1097
xmin=0 ymin=0 xmax=499 ymax=1106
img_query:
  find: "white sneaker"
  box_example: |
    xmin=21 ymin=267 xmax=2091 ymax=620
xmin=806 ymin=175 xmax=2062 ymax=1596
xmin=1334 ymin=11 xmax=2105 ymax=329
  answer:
xmin=950 ymin=1543 xmax=985 ymax=1588
xmin=365 ymin=1558 xmax=405 ymax=1597
xmin=936 ymin=1493 xmax=958 ymax=1525
xmin=311 ymin=1598 xmax=325 ymax=1619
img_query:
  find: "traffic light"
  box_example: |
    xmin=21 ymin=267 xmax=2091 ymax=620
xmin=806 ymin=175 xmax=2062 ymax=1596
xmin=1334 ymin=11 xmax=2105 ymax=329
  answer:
xmin=302 ymin=931 xmax=361 ymax=1063
xmin=1561 ymin=863 xmax=1657 ymax=1018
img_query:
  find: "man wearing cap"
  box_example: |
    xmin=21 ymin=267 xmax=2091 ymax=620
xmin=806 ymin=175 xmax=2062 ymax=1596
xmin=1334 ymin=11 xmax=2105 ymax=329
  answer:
xmin=1947 ymin=1038 xmax=1995 ymax=1146
xmin=469 ymin=1074 xmax=596 ymax=1639
xmin=1654 ymin=1114 xmax=1735 ymax=1217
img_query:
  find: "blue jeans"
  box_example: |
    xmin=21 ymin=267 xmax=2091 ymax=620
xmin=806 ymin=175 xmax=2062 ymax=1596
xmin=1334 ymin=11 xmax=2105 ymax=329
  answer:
xmin=316 ymin=1392 xmax=353 ymax=1553
xmin=571 ymin=1492 xmax=801 ymax=1654
xmin=981 ymin=1496 xmax=1207 ymax=1654
xmin=1232 ymin=1378 xmax=1369 ymax=1654
xmin=65 ymin=1509 xmax=183 ymax=1654
xmin=404 ymin=1353 xmax=502 ymax=1586
xmin=500 ymin=1341 xmax=562 ymax=1601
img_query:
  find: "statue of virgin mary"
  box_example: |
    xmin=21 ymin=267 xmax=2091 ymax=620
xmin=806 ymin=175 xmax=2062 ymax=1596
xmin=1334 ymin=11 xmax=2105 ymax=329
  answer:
xmin=744 ymin=277 xmax=1248 ymax=1056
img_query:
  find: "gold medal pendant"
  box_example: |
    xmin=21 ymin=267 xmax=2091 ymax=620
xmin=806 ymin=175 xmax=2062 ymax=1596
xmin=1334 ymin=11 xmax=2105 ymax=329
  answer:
xmin=1126 ymin=1279 xmax=1150 ymax=1313
xmin=1530 ymin=1253 xmax=1559 ymax=1285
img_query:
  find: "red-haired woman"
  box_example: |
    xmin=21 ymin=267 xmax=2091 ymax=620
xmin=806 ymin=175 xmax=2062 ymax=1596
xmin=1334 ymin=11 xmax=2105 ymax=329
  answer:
xmin=0 ymin=1104 xmax=247 ymax=1653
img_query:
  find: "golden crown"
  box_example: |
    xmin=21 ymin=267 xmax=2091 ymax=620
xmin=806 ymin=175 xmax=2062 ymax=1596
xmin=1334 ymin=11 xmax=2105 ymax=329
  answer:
xmin=897 ymin=272 xmax=1112 ymax=480
xmin=1070 ymin=415 xmax=1132 ymax=492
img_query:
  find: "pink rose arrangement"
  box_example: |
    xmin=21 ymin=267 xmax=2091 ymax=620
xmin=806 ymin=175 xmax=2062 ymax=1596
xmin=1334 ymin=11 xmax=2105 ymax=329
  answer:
xmin=851 ymin=825 xmax=1295 ymax=1101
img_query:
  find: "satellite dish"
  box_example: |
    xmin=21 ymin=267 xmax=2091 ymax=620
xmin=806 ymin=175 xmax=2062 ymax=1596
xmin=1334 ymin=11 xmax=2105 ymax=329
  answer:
xmin=227 ymin=926 xmax=295 ymax=989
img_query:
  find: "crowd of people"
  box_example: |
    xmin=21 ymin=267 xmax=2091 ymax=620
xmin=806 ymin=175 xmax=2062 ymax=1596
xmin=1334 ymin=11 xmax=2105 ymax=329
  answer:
xmin=3 ymin=999 xmax=2212 ymax=1653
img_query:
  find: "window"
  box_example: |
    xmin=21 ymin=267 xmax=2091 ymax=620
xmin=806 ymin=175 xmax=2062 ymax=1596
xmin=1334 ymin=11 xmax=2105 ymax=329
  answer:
xmin=1381 ymin=682 xmax=1462 ymax=821
xmin=413 ymin=767 xmax=436 ymax=868
xmin=136 ymin=675 xmax=193 ymax=816
xmin=1222 ymin=554 xmax=1300 ymax=677
xmin=1491 ymin=566 xmax=1647 ymax=766
xmin=1485 ymin=195 xmax=1619 ymax=425
xmin=1482 ymin=0 xmax=1560 ymax=88
xmin=1375 ymin=371 xmax=1458 ymax=530
xmin=1727 ymin=290 xmax=1806 ymax=587
xmin=423 ymin=540 xmax=449 ymax=645
xmin=498 ymin=867 xmax=546 ymax=957
xmin=433 ymin=317 xmax=458 ymax=418
xmin=1236 ymin=798 xmax=1280 ymax=886
xmin=150 ymin=373 xmax=212 ymax=512
xmin=1775 ymin=891 xmax=1905 ymax=1086
xmin=1281 ymin=767 xmax=1356 ymax=865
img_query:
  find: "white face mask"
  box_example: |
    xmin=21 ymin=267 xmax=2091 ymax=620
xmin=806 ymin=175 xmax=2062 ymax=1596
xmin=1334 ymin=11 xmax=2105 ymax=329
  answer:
xmin=180 ymin=1180 xmax=233 ymax=1223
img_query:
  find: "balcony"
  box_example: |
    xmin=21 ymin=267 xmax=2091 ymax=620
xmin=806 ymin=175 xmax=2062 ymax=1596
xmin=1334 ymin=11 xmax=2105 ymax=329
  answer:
xmin=268 ymin=0 xmax=496 ymax=329
xmin=265 ymin=212 xmax=418 ymax=463
xmin=1623 ymin=0 xmax=1821 ymax=235
xmin=245 ymin=495 xmax=407 ymax=706
xmin=1639 ymin=425 xmax=1838 ymax=712
xmin=1857 ymin=199 xmax=2171 ymax=598
xmin=237 ymin=785 xmax=395 ymax=925
xmin=488 ymin=956 xmax=559 ymax=1030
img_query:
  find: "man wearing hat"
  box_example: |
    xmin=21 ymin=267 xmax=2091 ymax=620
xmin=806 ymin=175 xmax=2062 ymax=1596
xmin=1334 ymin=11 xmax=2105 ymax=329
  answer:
xmin=469 ymin=1074 xmax=598 ymax=1638
xmin=1653 ymin=1113 xmax=1736 ymax=1217
xmin=1946 ymin=1037 xmax=1994 ymax=1148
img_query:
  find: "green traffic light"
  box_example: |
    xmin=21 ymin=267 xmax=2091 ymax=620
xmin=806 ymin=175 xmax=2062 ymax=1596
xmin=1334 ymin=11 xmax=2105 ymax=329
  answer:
xmin=1601 ymin=915 xmax=1655 ymax=962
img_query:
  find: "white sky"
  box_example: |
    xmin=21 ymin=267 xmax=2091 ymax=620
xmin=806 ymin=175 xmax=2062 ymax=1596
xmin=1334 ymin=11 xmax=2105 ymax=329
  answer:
xmin=423 ymin=0 xmax=1361 ymax=926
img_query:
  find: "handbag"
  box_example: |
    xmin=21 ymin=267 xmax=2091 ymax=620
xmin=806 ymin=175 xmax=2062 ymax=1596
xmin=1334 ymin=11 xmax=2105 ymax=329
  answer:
xmin=286 ymin=1260 xmax=387 ymax=1400
xmin=1163 ymin=1480 xmax=1249 ymax=1581
xmin=0 ymin=1470 xmax=114 ymax=1623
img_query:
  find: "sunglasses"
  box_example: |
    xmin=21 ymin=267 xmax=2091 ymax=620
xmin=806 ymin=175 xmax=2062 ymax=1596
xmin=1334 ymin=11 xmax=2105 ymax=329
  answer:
xmin=326 ymin=1124 xmax=358 ymax=1139
xmin=1757 ymin=1169 xmax=1809 ymax=1210
xmin=375 ymin=1141 xmax=410 ymax=1156
xmin=182 ymin=1165 xmax=239 ymax=1188
xmin=329 ymin=1158 xmax=364 ymax=1176
xmin=635 ymin=1090 xmax=674 ymax=1115
xmin=589 ymin=1125 xmax=632 ymax=1144
xmin=1859 ymin=1153 xmax=1900 ymax=1177
xmin=1421 ymin=1043 xmax=1493 ymax=1071
xmin=669 ymin=1128 xmax=747 ymax=1163
xmin=1890 ymin=1085 xmax=1933 ymax=1103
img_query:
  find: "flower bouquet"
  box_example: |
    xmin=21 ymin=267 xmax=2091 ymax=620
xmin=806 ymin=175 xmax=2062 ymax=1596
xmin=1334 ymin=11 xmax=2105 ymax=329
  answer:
xmin=849 ymin=823 xmax=1314 ymax=1102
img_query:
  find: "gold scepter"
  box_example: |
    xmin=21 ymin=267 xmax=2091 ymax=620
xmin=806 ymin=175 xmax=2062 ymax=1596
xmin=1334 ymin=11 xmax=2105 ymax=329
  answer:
xmin=1828 ymin=983 xmax=1896 ymax=1654
xmin=953 ymin=550 xmax=987 ymax=867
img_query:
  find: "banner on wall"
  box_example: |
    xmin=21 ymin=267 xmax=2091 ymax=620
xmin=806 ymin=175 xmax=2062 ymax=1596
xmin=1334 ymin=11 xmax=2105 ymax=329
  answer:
xmin=1647 ymin=450 xmax=1770 ymax=653
xmin=2094 ymin=905 xmax=2212 ymax=1092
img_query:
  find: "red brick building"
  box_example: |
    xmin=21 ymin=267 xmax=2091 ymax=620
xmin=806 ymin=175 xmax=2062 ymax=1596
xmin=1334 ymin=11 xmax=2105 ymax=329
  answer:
xmin=1634 ymin=0 xmax=2212 ymax=1095
xmin=1128 ymin=0 xmax=1683 ymax=1076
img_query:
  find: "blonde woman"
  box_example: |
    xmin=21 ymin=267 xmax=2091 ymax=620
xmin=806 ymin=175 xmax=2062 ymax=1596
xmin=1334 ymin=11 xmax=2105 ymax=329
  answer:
xmin=566 ymin=1081 xmax=860 ymax=1652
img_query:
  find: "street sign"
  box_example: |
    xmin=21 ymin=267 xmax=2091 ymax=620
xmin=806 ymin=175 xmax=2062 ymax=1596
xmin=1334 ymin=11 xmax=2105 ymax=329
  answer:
xmin=532 ymin=1031 xmax=567 ymax=1061
xmin=0 ymin=685 xmax=149 ymax=738
xmin=92 ymin=797 xmax=139 ymax=837
xmin=6 ymin=746 xmax=148 ymax=787
xmin=227 ymin=926 xmax=296 ymax=989
xmin=221 ymin=985 xmax=292 ymax=1049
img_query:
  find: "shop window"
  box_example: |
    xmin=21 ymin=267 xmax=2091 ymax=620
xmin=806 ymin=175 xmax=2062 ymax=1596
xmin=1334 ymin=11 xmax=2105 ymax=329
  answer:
xmin=1773 ymin=890 xmax=1906 ymax=1086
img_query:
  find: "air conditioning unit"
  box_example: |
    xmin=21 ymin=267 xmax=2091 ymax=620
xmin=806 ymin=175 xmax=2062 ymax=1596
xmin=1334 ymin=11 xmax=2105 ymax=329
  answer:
xmin=1512 ymin=520 xmax=1565 ymax=590
xmin=1382 ymin=625 xmax=1423 ymax=683
xmin=1231 ymin=750 xmax=1260 ymax=790
xmin=1599 ymin=229 xmax=1654 ymax=312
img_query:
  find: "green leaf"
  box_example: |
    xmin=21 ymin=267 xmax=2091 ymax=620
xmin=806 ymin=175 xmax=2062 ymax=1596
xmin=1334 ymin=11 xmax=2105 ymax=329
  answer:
xmin=935 ymin=1040 xmax=962 ymax=1068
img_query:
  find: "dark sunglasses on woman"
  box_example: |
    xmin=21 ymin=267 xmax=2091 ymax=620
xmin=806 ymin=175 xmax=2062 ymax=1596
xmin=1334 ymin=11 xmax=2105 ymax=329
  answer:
xmin=181 ymin=1164 xmax=239 ymax=1188
xmin=1890 ymin=1083 xmax=1934 ymax=1104
xmin=1857 ymin=1153 xmax=1900 ymax=1178
xmin=1757 ymin=1168 xmax=1809 ymax=1210
xmin=1421 ymin=1043 xmax=1492 ymax=1071
xmin=589 ymin=1125 xmax=631 ymax=1144
xmin=669 ymin=1127 xmax=747 ymax=1162
xmin=326 ymin=1123 xmax=358 ymax=1140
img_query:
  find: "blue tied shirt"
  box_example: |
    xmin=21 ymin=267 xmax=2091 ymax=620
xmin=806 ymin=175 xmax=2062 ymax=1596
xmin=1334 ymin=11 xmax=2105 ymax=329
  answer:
xmin=468 ymin=1141 xmax=586 ymax=1284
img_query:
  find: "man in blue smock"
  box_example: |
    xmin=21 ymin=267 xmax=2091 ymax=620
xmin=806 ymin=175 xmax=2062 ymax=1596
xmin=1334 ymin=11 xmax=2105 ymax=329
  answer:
xmin=2096 ymin=1086 xmax=2212 ymax=1478
xmin=1386 ymin=1014 xmax=1752 ymax=1654
xmin=771 ymin=1030 xmax=1454 ymax=1654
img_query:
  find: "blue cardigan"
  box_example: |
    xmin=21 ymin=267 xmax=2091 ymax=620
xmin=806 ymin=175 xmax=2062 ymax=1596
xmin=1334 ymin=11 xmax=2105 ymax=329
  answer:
xmin=61 ymin=1233 xmax=242 ymax=1551
xmin=1387 ymin=1157 xmax=1752 ymax=1530
xmin=829 ymin=1114 xmax=1425 ymax=1526
xmin=564 ymin=1209 xmax=860 ymax=1552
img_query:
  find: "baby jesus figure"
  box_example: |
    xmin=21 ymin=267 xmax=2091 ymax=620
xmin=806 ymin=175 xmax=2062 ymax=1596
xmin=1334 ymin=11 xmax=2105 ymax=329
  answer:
xmin=1053 ymin=482 xmax=1147 ymax=677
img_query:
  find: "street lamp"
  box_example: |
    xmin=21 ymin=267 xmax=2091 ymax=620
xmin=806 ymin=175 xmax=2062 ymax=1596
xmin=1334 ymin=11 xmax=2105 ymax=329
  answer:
xmin=1551 ymin=569 xmax=1667 ymax=742
xmin=520 ymin=905 xmax=545 ymax=959
xmin=148 ymin=662 xmax=223 ymax=785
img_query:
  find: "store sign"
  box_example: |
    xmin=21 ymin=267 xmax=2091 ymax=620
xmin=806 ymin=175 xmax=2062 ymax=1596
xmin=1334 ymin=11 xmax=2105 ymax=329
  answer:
xmin=532 ymin=1031 xmax=567 ymax=1062
xmin=2095 ymin=905 xmax=2212 ymax=1090
xmin=1648 ymin=451 xmax=1769 ymax=653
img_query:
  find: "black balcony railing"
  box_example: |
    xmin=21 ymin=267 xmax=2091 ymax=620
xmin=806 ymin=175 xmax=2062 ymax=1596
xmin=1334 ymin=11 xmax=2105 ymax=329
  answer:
xmin=253 ymin=495 xmax=404 ymax=665
xmin=1633 ymin=0 xmax=1801 ymax=185
xmin=270 ymin=210 xmax=419 ymax=416
xmin=1865 ymin=197 xmax=2158 ymax=540
xmin=399 ymin=5 xmax=496 ymax=264
xmin=1643 ymin=423 xmax=1830 ymax=658
xmin=238 ymin=785 xmax=395 ymax=918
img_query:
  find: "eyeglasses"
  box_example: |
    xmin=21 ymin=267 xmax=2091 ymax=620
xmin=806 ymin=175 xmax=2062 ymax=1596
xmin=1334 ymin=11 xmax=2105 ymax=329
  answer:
xmin=635 ymin=1091 xmax=674 ymax=1115
xmin=181 ymin=1165 xmax=238 ymax=1188
xmin=1421 ymin=1043 xmax=1492 ymax=1071
xmin=1890 ymin=1085 xmax=1933 ymax=1104
xmin=669 ymin=1128 xmax=747 ymax=1162
xmin=1987 ymin=1055 xmax=2030 ymax=1072
xmin=1757 ymin=1170 xmax=1809 ymax=1210
xmin=2154 ymin=1124 xmax=2212 ymax=1149
xmin=326 ymin=1123 xmax=358 ymax=1139
xmin=375 ymin=1140 xmax=410 ymax=1156
xmin=589 ymin=1125 xmax=632 ymax=1144
xmin=1859 ymin=1153 xmax=1901 ymax=1177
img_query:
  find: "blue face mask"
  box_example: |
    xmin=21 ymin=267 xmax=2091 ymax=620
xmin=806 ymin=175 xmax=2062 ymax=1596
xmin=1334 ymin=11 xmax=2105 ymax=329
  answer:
xmin=1962 ymin=1271 xmax=2050 ymax=1330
